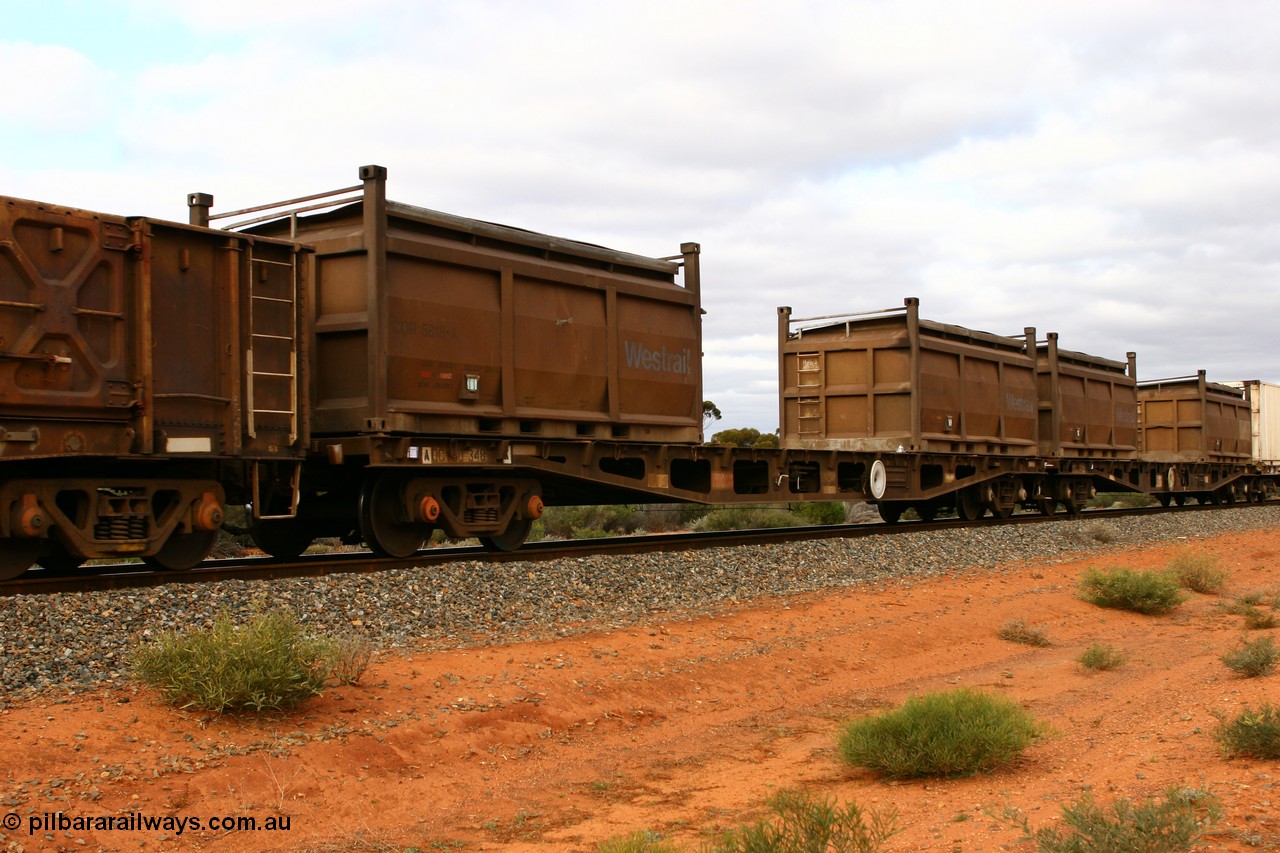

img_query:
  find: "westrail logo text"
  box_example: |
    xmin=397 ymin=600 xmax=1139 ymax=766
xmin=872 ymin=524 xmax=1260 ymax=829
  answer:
xmin=623 ymin=341 xmax=692 ymax=377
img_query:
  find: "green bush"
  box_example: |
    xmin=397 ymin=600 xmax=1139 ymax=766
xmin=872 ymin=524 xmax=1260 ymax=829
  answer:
xmin=997 ymin=619 xmax=1052 ymax=647
xmin=708 ymin=789 xmax=897 ymax=853
xmin=1242 ymin=606 xmax=1279 ymax=630
xmin=540 ymin=505 xmax=640 ymax=539
xmin=1078 ymin=567 xmax=1186 ymax=615
xmin=1003 ymin=788 xmax=1220 ymax=853
xmin=789 ymin=501 xmax=848 ymax=525
xmin=1220 ymin=636 xmax=1279 ymax=678
xmin=1167 ymin=552 xmax=1227 ymax=594
xmin=1076 ymin=643 xmax=1125 ymax=672
xmin=694 ymin=506 xmax=804 ymax=531
xmin=1214 ymin=703 xmax=1280 ymax=759
xmin=593 ymin=831 xmax=682 ymax=853
xmin=836 ymin=688 xmax=1043 ymax=778
xmin=1086 ymin=492 xmax=1157 ymax=508
xmin=132 ymin=611 xmax=370 ymax=712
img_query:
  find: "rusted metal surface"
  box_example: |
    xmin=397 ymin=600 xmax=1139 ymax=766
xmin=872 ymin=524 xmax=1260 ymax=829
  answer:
xmin=1029 ymin=331 xmax=1138 ymax=458
xmin=0 ymin=195 xmax=308 ymax=574
xmin=778 ymin=298 xmax=1038 ymax=455
xmin=1138 ymin=371 xmax=1251 ymax=463
xmin=224 ymin=166 xmax=703 ymax=445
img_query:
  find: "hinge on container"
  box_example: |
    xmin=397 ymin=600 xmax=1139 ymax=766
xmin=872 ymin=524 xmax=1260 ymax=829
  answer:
xmin=100 ymin=221 xmax=137 ymax=252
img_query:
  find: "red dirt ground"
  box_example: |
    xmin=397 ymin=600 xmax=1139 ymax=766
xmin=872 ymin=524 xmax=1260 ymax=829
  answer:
xmin=3 ymin=528 xmax=1279 ymax=852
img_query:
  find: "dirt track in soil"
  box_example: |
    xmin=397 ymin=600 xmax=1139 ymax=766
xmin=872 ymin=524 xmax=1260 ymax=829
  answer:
xmin=3 ymin=527 xmax=1280 ymax=852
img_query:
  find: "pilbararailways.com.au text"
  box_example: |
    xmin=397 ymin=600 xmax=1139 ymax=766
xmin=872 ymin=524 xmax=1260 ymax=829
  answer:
xmin=8 ymin=811 xmax=292 ymax=836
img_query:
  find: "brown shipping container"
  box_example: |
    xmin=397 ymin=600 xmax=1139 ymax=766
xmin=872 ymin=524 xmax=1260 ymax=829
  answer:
xmin=1138 ymin=372 xmax=1250 ymax=462
xmin=0 ymin=195 xmax=307 ymax=463
xmin=233 ymin=166 xmax=702 ymax=444
xmin=778 ymin=298 xmax=1038 ymax=454
xmin=1029 ymin=331 xmax=1138 ymax=458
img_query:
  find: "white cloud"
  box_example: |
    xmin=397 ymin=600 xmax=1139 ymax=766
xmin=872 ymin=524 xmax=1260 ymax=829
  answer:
xmin=5 ymin=0 xmax=1280 ymax=430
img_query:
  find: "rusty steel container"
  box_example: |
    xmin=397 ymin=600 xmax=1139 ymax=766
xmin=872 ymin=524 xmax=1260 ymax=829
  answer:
xmin=218 ymin=166 xmax=702 ymax=444
xmin=1028 ymin=331 xmax=1138 ymax=458
xmin=0 ymin=194 xmax=307 ymax=569
xmin=0 ymin=195 xmax=307 ymax=462
xmin=777 ymin=298 xmax=1038 ymax=454
xmin=1138 ymin=372 xmax=1251 ymax=462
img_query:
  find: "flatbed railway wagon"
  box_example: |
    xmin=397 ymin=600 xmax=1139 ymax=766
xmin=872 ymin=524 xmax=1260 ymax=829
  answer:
xmin=0 ymin=195 xmax=309 ymax=577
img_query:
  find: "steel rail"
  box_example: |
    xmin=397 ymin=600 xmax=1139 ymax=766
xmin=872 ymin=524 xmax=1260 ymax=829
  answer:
xmin=1 ymin=502 xmax=1241 ymax=597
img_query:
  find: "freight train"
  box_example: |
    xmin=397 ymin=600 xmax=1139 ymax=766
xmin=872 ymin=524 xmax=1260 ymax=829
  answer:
xmin=2 ymin=165 xmax=1276 ymax=579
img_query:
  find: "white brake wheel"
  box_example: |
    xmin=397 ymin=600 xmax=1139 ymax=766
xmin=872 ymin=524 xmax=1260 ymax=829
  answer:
xmin=870 ymin=460 xmax=888 ymax=500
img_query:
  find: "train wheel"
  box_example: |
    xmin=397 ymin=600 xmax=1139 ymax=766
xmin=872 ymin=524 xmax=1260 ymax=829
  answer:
xmin=1173 ymin=494 xmax=1187 ymax=506
xmin=358 ymin=474 xmax=426 ymax=558
xmin=252 ymin=518 xmax=316 ymax=560
xmin=143 ymin=529 xmax=217 ymax=571
xmin=877 ymin=502 xmax=904 ymax=524
xmin=916 ymin=501 xmax=939 ymax=522
xmin=1156 ymin=494 xmax=1172 ymax=507
xmin=956 ymin=487 xmax=985 ymax=521
xmin=1037 ymin=497 xmax=1057 ymax=516
xmin=479 ymin=518 xmax=533 ymax=553
xmin=38 ymin=539 xmax=85 ymax=572
xmin=0 ymin=539 xmax=41 ymax=580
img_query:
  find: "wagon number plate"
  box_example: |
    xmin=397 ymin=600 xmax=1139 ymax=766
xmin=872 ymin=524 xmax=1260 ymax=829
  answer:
xmin=414 ymin=446 xmax=493 ymax=464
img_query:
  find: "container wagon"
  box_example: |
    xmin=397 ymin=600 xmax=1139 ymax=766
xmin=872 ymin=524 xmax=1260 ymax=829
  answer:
xmin=0 ymin=195 xmax=308 ymax=577
xmin=1139 ymin=372 xmax=1254 ymax=504
xmin=191 ymin=166 xmax=703 ymax=556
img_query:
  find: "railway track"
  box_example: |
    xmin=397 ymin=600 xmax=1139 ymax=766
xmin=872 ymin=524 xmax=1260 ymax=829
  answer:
xmin=0 ymin=502 xmax=1217 ymax=597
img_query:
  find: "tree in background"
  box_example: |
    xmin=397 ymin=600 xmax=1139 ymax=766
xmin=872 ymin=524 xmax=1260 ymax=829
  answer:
xmin=711 ymin=427 xmax=780 ymax=448
xmin=702 ymin=400 xmax=722 ymax=432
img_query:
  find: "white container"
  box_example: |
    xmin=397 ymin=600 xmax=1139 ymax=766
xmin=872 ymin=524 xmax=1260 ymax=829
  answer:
xmin=1224 ymin=380 xmax=1280 ymax=467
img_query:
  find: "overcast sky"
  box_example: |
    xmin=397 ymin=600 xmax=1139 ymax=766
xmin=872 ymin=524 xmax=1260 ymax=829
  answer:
xmin=4 ymin=1 xmax=1278 ymax=431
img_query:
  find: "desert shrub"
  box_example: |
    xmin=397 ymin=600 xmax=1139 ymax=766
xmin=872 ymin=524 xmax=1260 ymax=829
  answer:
xmin=1078 ymin=567 xmax=1186 ymax=615
xmin=1076 ymin=643 xmax=1125 ymax=672
xmin=1068 ymin=522 xmax=1120 ymax=545
xmin=594 ymin=831 xmax=682 ymax=853
xmin=997 ymin=619 xmax=1052 ymax=647
xmin=1214 ymin=703 xmax=1280 ymax=759
xmin=694 ymin=506 xmax=804 ymax=531
xmin=1167 ymin=552 xmax=1227 ymax=594
xmin=708 ymin=789 xmax=897 ymax=853
xmin=132 ymin=611 xmax=370 ymax=712
xmin=1003 ymin=788 xmax=1220 ymax=853
xmin=836 ymin=688 xmax=1043 ymax=778
xmin=540 ymin=505 xmax=640 ymax=539
xmin=1242 ymin=606 xmax=1279 ymax=630
xmin=633 ymin=503 xmax=711 ymax=532
xmin=1232 ymin=588 xmax=1280 ymax=608
xmin=1086 ymin=492 xmax=1157 ymax=508
xmin=789 ymin=501 xmax=848 ymax=525
xmin=1220 ymin=636 xmax=1279 ymax=678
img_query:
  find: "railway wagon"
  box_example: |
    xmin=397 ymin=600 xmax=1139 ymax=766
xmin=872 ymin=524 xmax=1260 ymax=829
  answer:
xmin=0 ymin=195 xmax=309 ymax=578
xmin=190 ymin=166 xmax=703 ymax=557
xmin=1138 ymin=372 xmax=1255 ymax=504
xmin=778 ymin=299 xmax=1146 ymax=520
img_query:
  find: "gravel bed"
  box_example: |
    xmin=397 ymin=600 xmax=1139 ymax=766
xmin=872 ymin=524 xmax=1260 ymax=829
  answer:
xmin=3 ymin=507 xmax=1278 ymax=702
